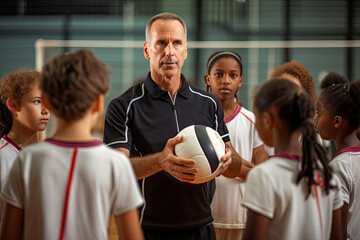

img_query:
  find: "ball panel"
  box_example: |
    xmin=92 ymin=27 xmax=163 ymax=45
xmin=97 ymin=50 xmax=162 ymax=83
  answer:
xmin=205 ymin=127 xmax=226 ymax=160
xmin=194 ymin=125 xmax=220 ymax=172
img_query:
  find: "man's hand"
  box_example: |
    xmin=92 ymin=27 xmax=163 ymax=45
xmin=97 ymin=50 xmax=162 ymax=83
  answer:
xmin=159 ymin=135 xmax=199 ymax=182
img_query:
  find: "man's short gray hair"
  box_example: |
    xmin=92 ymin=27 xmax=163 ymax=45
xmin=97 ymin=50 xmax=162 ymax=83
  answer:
xmin=145 ymin=12 xmax=187 ymax=44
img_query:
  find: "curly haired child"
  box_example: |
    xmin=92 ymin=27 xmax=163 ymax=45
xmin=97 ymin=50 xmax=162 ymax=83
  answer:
xmin=0 ymin=69 xmax=49 ymax=220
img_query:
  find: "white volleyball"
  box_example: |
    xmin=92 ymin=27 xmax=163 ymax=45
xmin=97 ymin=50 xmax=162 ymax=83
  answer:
xmin=175 ymin=125 xmax=225 ymax=184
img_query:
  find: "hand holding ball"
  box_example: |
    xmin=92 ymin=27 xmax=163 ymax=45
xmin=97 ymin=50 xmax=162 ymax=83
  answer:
xmin=175 ymin=125 xmax=225 ymax=184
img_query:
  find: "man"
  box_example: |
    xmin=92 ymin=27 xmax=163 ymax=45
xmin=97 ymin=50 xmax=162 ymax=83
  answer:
xmin=104 ymin=12 xmax=251 ymax=239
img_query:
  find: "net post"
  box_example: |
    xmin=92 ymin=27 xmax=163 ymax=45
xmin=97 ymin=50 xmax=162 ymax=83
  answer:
xmin=35 ymin=38 xmax=44 ymax=72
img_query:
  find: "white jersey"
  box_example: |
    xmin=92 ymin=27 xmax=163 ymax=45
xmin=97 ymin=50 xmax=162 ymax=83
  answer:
xmin=1 ymin=139 xmax=143 ymax=240
xmin=329 ymin=146 xmax=360 ymax=240
xmin=242 ymin=154 xmax=343 ymax=240
xmin=211 ymin=105 xmax=263 ymax=229
xmin=0 ymin=135 xmax=21 ymax=220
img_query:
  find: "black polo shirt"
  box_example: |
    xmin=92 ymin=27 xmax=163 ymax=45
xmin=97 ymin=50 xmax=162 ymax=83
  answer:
xmin=104 ymin=72 xmax=230 ymax=231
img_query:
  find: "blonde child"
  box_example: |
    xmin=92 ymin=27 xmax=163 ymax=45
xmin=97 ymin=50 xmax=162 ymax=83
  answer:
xmin=315 ymin=72 xmax=360 ymax=239
xmin=204 ymin=51 xmax=268 ymax=240
xmin=0 ymin=69 xmax=49 ymax=220
xmin=242 ymin=78 xmax=343 ymax=240
xmin=0 ymin=49 xmax=144 ymax=240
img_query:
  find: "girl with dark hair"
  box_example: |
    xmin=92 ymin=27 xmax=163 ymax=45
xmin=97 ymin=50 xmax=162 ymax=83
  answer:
xmin=0 ymin=69 xmax=49 ymax=220
xmin=205 ymin=51 xmax=268 ymax=240
xmin=242 ymin=78 xmax=343 ymax=240
xmin=315 ymin=73 xmax=360 ymax=240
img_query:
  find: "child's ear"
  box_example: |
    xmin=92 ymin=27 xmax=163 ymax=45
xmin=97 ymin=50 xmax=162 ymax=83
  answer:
xmin=263 ymin=112 xmax=273 ymax=130
xmin=92 ymin=94 xmax=104 ymax=113
xmin=334 ymin=116 xmax=342 ymax=128
xmin=41 ymin=94 xmax=51 ymax=111
xmin=205 ymin=74 xmax=211 ymax=86
xmin=238 ymin=76 xmax=243 ymax=88
xmin=6 ymin=98 xmax=20 ymax=112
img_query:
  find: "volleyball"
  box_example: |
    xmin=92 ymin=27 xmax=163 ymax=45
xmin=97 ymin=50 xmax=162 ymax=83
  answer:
xmin=175 ymin=125 xmax=225 ymax=184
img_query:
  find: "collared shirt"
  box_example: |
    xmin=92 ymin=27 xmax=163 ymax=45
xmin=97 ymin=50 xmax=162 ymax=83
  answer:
xmin=104 ymin=72 xmax=230 ymax=230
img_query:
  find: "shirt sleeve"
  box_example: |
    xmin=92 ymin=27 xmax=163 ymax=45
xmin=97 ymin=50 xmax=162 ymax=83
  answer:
xmin=330 ymin=174 xmax=345 ymax=210
xmin=1 ymin=155 xmax=24 ymax=209
xmin=103 ymin=97 xmax=133 ymax=150
xmin=215 ymin=100 xmax=230 ymax=143
xmin=111 ymin=152 xmax=143 ymax=215
xmin=329 ymin=159 xmax=351 ymax=204
xmin=241 ymin=165 xmax=276 ymax=219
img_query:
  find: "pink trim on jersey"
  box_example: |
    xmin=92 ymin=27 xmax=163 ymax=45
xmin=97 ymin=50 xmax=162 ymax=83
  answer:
xmin=59 ymin=147 xmax=78 ymax=240
xmin=225 ymin=104 xmax=242 ymax=123
xmin=273 ymin=152 xmax=302 ymax=162
xmin=332 ymin=146 xmax=360 ymax=160
xmin=45 ymin=138 xmax=102 ymax=148
xmin=2 ymin=135 xmax=21 ymax=151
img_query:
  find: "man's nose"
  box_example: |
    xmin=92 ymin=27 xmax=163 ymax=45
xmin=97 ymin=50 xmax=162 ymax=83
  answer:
xmin=165 ymin=43 xmax=174 ymax=56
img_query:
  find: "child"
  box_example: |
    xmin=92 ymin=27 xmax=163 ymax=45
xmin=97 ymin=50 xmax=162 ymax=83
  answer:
xmin=242 ymin=78 xmax=343 ymax=240
xmin=315 ymin=73 xmax=360 ymax=240
xmin=269 ymin=60 xmax=316 ymax=103
xmin=0 ymin=49 xmax=144 ymax=240
xmin=0 ymin=69 xmax=49 ymax=220
xmin=204 ymin=51 xmax=268 ymax=240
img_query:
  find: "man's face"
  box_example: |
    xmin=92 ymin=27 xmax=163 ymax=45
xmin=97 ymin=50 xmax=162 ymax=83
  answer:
xmin=144 ymin=19 xmax=187 ymax=80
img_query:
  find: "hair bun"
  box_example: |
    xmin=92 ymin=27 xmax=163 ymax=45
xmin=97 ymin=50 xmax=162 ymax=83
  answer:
xmin=320 ymin=72 xmax=349 ymax=90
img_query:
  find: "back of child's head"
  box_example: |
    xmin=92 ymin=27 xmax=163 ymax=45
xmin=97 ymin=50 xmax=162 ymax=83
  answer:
xmin=319 ymin=72 xmax=360 ymax=132
xmin=270 ymin=60 xmax=316 ymax=104
xmin=254 ymin=78 xmax=334 ymax=197
xmin=40 ymin=49 xmax=109 ymax=121
xmin=0 ymin=69 xmax=40 ymax=136
xmin=320 ymin=72 xmax=349 ymax=90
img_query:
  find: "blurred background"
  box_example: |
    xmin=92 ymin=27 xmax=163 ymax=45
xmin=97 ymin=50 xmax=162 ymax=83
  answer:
xmin=1 ymin=0 xmax=359 ymax=111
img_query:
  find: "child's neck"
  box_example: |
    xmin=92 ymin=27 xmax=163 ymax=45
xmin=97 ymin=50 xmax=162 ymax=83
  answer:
xmin=220 ymin=99 xmax=238 ymax=120
xmin=7 ymin=127 xmax=37 ymax=149
xmin=51 ymin=114 xmax=95 ymax=142
xmin=274 ymin=128 xmax=302 ymax=156
xmin=335 ymin=131 xmax=360 ymax=152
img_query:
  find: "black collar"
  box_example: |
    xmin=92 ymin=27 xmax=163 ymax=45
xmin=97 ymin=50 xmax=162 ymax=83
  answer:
xmin=144 ymin=72 xmax=191 ymax=99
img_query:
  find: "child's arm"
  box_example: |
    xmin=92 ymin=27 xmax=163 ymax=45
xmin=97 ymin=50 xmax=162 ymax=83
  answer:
xmin=252 ymin=145 xmax=269 ymax=165
xmin=243 ymin=209 xmax=270 ymax=240
xmin=222 ymin=142 xmax=253 ymax=180
xmin=115 ymin=208 xmax=144 ymax=240
xmin=330 ymin=208 xmax=342 ymax=240
xmin=0 ymin=203 xmax=24 ymax=239
xmin=340 ymin=204 xmax=349 ymax=240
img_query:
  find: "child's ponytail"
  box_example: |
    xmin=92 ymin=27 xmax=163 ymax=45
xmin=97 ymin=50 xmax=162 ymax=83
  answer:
xmin=295 ymin=90 xmax=333 ymax=197
xmin=254 ymin=78 xmax=335 ymax=198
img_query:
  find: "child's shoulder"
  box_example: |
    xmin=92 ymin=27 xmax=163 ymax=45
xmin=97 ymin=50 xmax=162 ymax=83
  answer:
xmin=239 ymin=106 xmax=255 ymax=121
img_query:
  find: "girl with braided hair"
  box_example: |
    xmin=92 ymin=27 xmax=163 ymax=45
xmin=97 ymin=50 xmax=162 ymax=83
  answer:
xmin=242 ymin=78 xmax=343 ymax=240
xmin=315 ymin=73 xmax=360 ymax=240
